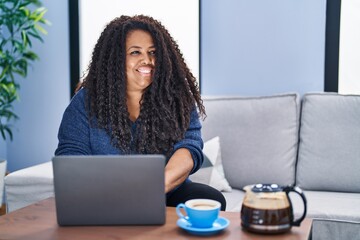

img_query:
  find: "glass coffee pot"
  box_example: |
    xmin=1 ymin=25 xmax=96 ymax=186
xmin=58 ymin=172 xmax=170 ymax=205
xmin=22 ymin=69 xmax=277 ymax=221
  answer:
xmin=241 ymin=184 xmax=307 ymax=234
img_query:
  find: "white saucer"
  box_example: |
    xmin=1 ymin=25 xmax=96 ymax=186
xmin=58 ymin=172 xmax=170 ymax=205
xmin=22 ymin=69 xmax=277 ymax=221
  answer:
xmin=177 ymin=217 xmax=230 ymax=236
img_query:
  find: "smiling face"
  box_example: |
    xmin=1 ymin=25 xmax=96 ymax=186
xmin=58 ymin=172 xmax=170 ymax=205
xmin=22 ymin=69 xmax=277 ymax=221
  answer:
xmin=125 ymin=30 xmax=156 ymax=93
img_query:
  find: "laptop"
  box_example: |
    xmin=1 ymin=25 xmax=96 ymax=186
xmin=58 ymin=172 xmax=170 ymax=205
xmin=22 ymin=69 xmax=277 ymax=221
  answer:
xmin=52 ymin=155 xmax=166 ymax=226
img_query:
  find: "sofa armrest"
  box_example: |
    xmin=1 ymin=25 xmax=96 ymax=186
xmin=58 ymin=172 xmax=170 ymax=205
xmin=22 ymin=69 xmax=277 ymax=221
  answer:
xmin=5 ymin=162 xmax=54 ymax=212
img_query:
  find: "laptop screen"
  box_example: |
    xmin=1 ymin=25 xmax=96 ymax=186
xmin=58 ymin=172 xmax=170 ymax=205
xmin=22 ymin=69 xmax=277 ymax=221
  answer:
xmin=52 ymin=155 xmax=166 ymax=226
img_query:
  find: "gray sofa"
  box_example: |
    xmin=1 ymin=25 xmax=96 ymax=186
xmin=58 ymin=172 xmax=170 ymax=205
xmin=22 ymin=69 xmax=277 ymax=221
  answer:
xmin=198 ymin=93 xmax=360 ymax=239
xmin=5 ymin=92 xmax=360 ymax=239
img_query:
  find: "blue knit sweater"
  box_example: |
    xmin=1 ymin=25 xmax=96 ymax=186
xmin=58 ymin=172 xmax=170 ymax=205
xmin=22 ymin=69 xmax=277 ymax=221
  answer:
xmin=55 ymin=88 xmax=204 ymax=174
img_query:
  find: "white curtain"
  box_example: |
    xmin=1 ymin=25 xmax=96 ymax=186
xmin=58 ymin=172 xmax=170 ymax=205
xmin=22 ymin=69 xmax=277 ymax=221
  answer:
xmin=338 ymin=0 xmax=360 ymax=94
xmin=79 ymin=0 xmax=200 ymax=82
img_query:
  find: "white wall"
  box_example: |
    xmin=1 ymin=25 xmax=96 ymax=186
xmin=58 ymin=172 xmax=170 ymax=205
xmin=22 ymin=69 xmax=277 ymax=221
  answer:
xmin=0 ymin=143 xmax=5 ymax=161
xmin=6 ymin=0 xmax=70 ymax=171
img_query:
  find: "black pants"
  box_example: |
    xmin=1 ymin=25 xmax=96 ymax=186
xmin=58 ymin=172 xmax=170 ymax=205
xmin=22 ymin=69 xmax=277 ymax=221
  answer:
xmin=166 ymin=181 xmax=227 ymax=211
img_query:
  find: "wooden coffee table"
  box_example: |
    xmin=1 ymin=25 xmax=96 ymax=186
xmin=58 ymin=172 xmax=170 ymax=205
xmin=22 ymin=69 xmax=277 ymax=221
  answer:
xmin=0 ymin=198 xmax=312 ymax=240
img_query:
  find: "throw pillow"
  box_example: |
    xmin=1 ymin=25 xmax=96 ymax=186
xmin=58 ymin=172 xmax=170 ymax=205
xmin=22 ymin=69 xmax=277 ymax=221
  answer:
xmin=190 ymin=136 xmax=232 ymax=192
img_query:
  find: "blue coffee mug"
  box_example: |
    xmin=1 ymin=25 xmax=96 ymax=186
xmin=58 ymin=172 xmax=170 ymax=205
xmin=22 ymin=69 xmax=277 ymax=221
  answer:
xmin=176 ymin=199 xmax=221 ymax=228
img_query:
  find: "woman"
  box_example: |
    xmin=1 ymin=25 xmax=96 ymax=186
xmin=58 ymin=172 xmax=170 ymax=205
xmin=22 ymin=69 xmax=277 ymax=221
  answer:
xmin=55 ymin=15 xmax=226 ymax=210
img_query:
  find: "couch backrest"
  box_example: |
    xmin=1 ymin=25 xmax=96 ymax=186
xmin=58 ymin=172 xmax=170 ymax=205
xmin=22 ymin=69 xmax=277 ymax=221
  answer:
xmin=296 ymin=93 xmax=360 ymax=193
xmin=201 ymin=93 xmax=300 ymax=189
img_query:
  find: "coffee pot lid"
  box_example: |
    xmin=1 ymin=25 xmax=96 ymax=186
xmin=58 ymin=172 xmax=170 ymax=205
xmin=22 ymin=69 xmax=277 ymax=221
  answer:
xmin=251 ymin=183 xmax=282 ymax=193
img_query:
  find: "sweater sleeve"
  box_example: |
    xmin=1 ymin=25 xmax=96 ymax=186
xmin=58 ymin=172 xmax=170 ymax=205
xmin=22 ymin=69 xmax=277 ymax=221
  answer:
xmin=172 ymin=109 xmax=204 ymax=174
xmin=54 ymin=89 xmax=91 ymax=155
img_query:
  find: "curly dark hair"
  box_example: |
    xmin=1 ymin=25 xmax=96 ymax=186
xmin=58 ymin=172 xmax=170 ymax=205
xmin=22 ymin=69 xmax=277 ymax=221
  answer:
xmin=77 ymin=15 xmax=205 ymax=156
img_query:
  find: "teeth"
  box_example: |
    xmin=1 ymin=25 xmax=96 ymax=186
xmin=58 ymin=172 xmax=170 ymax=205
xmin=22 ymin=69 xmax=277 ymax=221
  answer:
xmin=138 ymin=67 xmax=151 ymax=74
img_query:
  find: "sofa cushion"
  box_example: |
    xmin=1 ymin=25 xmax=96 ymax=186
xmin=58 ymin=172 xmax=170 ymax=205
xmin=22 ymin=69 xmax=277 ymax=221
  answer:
xmin=291 ymin=191 xmax=360 ymax=223
xmin=291 ymin=190 xmax=360 ymax=239
xmin=202 ymin=93 xmax=300 ymax=189
xmin=297 ymin=93 xmax=360 ymax=192
xmin=190 ymin=136 xmax=232 ymax=192
xmin=221 ymin=189 xmax=245 ymax=212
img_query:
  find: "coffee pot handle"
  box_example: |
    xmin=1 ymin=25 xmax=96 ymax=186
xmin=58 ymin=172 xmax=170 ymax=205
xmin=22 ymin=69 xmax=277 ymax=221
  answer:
xmin=283 ymin=185 xmax=307 ymax=227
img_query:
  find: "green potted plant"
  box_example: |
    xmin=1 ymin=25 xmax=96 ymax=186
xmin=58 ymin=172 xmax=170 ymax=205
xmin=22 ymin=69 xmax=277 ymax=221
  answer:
xmin=0 ymin=0 xmax=49 ymax=140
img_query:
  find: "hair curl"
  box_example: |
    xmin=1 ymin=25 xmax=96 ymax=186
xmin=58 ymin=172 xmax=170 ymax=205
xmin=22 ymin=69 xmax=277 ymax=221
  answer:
xmin=77 ymin=15 xmax=205 ymax=156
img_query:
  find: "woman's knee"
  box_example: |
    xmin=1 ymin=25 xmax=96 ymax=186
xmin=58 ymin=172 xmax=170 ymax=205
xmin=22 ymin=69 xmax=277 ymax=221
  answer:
xmin=190 ymin=183 xmax=227 ymax=211
xmin=167 ymin=182 xmax=227 ymax=210
xmin=209 ymin=189 xmax=226 ymax=211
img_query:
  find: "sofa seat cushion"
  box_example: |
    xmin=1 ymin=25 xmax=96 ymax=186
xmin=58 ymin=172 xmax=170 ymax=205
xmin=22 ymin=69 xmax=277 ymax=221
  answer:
xmin=221 ymin=188 xmax=245 ymax=212
xmin=297 ymin=93 xmax=360 ymax=192
xmin=5 ymin=162 xmax=54 ymax=212
xmin=291 ymin=191 xmax=360 ymax=223
xmin=202 ymin=94 xmax=300 ymax=189
xmin=293 ymin=191 xmax=360 ymax=240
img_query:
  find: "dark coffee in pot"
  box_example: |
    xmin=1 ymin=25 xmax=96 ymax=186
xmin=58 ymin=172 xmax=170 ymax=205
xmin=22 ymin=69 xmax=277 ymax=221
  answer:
xmin=241 ymin=204 xmax=293 ymax=234
xmin=241 ymin=184 xmax=307 ymax=234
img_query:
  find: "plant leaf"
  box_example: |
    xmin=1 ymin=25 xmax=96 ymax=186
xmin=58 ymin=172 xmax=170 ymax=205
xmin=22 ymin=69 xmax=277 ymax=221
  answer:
xmin=28 ymin=30 xmax=44 ymax=42
xmin=0 ymin=125 xmax=14 ymax=141
xmin=23 ymin=51 xmax=39 ymax=60
xmin=33 ymin=7 xmax=47 ymax=22
xmin=35 ymin=24 xmax=47 ymax=35
xmin=21 ymin=30 xmax=28 ymax=47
